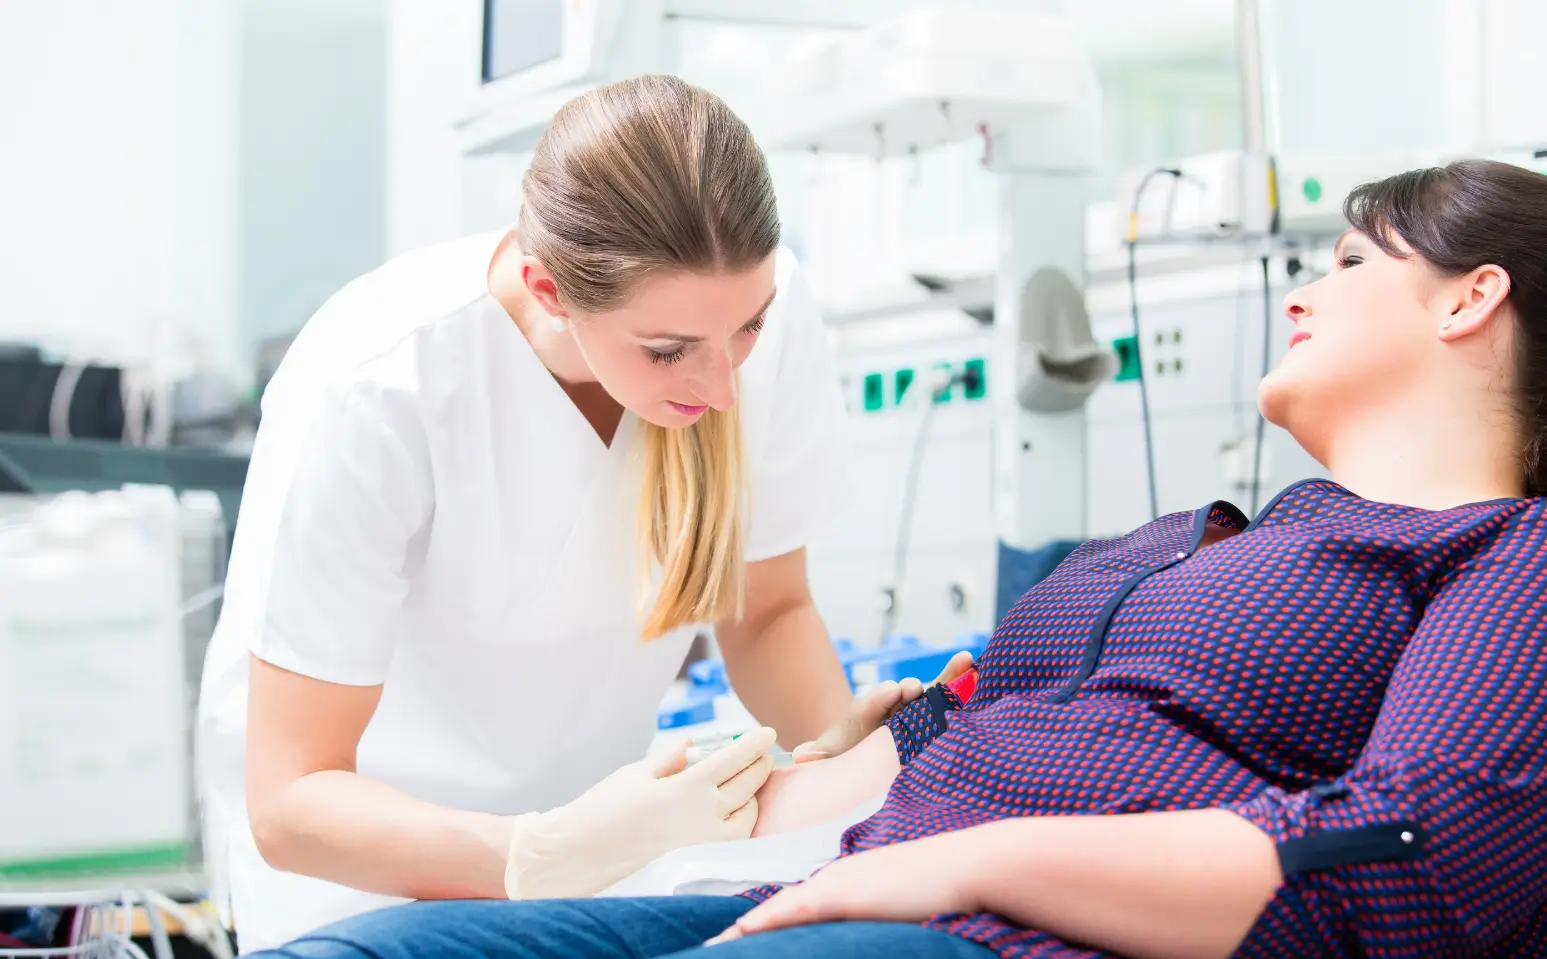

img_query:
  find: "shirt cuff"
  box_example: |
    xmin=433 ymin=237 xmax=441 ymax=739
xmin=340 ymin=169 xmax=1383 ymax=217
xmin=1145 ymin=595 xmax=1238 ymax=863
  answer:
xmin=886 ymin=684 xmax=963 ymax=766
xmin=1227 ymin=786 xmax=1427 ymax=877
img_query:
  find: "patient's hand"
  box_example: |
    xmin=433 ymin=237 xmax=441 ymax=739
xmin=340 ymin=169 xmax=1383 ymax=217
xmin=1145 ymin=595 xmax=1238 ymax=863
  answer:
xmin=751 ymin=727 xmax=901 ymax=838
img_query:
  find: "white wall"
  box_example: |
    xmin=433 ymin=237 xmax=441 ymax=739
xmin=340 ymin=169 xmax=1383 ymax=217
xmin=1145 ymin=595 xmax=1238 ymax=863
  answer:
xmin=1263 ymin=0 xmax=1547 ymax=157
xmin=385 ymin=0 xmax=483 ymax=255
xmin=237 ymin=0 xmax=387 ymax=360
xmin=0 ymin=1 xmax=386 ymax=386
xmin=1479 ymin=0 xmax=1547 ymax=150
xmin=0 ymin=0 xmax=239 ymax=376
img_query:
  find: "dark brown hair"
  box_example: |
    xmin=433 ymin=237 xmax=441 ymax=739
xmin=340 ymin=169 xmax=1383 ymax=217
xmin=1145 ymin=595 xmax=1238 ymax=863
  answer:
xmin=1345 ymin=159 xmax=1547 ymax=496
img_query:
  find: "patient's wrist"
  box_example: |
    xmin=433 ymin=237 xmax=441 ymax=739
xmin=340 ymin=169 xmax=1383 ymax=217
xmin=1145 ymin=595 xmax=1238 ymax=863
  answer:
xmin=854 ymin=725 xmax=901 ymax=779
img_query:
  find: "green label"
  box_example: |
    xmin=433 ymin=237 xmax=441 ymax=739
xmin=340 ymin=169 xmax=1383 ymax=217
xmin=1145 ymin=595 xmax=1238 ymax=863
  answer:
xmin=1302 ymin=177 xmax=1323 ymax=203
xmin=0 ymin=842 xmax=190 ymax=881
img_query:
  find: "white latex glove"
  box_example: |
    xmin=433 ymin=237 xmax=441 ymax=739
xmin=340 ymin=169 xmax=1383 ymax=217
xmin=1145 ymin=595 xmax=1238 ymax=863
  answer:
xmin=504 ymin=726 xmax=778 ymax=900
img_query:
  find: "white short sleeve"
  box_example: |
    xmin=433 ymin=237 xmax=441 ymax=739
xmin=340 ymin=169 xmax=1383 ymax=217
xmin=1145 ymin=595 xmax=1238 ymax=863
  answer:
xmin=251 ymin=380 xmax=434 ymax=686
xmin=744 ymin=258 xmax=854 ymax=563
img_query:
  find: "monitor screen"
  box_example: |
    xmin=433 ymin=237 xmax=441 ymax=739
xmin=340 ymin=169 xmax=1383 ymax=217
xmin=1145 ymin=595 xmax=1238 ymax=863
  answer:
xmin=482 ymin=0 xmax=566 ymax=84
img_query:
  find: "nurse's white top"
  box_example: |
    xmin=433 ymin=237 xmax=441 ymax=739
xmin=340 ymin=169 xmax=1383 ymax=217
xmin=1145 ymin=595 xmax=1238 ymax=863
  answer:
xmin=195 ymin=231 xmax=850 ymax=951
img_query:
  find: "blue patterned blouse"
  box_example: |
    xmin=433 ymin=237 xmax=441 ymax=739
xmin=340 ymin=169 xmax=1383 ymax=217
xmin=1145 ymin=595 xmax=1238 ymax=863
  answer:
xmin=795 ymin=479 xmax=1547 ymax=958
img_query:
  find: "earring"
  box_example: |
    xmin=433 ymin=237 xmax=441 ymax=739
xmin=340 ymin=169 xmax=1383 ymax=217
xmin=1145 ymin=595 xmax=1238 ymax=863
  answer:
xmin=551 ymin=315 xmax=570 ymax=333
xmin=1440 ymin=321 xmax=1453 ymax=333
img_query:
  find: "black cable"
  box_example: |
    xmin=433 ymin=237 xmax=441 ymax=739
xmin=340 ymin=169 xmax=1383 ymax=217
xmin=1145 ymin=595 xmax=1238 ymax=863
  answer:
xmin=1250 ymin=254 xmax=1272 ymax=516
xmin=879 ymin=367 xmax=980 ymax=645
xmin=881 ymin=393 xmax=939 ymax=643
xmin=1126 ymin=240 xmax=1160 ymax=523
xmin=1125 ymin=167 xmax=1182 ymax=522
xmin=1229 ymin=255 xmax=1253 ymax=440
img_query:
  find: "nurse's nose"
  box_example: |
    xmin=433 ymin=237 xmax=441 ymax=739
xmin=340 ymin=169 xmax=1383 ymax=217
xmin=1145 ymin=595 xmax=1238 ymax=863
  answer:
xmin=689 ymin=347 xmax=737 ymax=411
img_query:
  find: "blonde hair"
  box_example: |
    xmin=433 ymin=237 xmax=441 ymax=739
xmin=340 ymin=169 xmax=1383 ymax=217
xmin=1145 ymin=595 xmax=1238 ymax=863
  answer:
xmin=517 ymin=75 xmax=779 ymax=639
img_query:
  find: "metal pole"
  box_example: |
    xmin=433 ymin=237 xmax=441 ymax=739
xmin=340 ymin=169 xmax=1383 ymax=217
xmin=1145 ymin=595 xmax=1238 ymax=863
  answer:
xmin=1237 ymin=0 xmax=1268 ymax=153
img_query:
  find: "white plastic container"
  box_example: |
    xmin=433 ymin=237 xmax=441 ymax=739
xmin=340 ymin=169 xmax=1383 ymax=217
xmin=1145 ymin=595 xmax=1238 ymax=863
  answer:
xmin=0 ymin=490 xmax=190 ymax=879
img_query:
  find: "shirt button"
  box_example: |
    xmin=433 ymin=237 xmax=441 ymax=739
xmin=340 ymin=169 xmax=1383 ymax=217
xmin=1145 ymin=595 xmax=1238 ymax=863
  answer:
xmin=1400 ymin=831 xmax=1415 ymax=844
xmin=1175 ymin=551 xmax=1188 ymax=560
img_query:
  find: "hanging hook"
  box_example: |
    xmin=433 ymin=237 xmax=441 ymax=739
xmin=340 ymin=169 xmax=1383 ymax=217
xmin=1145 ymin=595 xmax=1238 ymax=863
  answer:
xmin=908 ymin=144 xmax=921 ymax=186
xmin=977 ymin=123 xmax=993 ymax=168
xmin=873 ymin=122 xmax=887 ymax=163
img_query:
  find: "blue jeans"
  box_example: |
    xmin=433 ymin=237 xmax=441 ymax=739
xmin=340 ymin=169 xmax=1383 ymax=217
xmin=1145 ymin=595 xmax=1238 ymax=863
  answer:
xmin=245 ymin=897 xmax=994 ymax=959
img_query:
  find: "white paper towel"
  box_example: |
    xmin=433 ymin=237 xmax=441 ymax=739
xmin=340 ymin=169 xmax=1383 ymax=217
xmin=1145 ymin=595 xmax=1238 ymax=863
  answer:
xmin=598 ymin=795 xmax=885 ymax=897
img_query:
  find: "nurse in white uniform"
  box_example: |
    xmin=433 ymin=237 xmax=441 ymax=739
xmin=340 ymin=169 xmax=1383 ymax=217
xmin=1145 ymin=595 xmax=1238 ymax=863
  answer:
xmin=196 ymin=75 xmax=895 ymax=952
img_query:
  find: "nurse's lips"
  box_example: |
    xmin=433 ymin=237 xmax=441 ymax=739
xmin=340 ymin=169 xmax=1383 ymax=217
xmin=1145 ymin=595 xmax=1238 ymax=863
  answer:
xmin=668 ymin=401 xmax=709 ymax=416
xmin=1289 ymin=331 xmax=1312 ymax=348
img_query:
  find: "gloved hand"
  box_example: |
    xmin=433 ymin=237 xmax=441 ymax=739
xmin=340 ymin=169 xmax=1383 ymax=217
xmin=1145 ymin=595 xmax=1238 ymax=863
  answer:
xmin=791 ymin=652 xmax=975 ymax=764
xmin=503 ymin=726 xmax=778 ymax=900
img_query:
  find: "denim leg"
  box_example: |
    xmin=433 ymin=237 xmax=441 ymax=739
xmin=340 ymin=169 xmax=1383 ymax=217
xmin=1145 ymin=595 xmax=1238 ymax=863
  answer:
xmin=243 ymin=896 xmax=755 ymax=959
xmin=671 ymin=922 xmax=996 ymax=959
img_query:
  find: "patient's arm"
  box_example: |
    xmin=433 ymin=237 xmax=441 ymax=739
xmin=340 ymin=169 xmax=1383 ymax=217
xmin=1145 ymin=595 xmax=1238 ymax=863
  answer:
xmin=751 ymin=727 xmax=901 ymax=838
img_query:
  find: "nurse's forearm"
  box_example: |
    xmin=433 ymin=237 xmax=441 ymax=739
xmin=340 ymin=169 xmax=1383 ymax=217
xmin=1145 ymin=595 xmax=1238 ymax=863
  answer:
xmin=961 ymin=809 xmax=1282 ymax=959
xmin=719 ymin=599 xmax=850 ymax=747
xmin=251 ymin=769 xmax=510 ymax=901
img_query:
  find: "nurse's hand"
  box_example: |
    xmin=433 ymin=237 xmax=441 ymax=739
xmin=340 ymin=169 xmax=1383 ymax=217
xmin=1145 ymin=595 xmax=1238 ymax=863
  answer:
xmin=503 ymin=726 xmax=778 ymax=901
xmin=790 ymin=651 xmax=975 ymax=763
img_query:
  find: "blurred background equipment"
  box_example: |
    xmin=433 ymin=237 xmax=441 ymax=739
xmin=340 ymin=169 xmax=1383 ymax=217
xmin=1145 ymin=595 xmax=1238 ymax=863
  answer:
xmin=0 ymin=487 xmax=232 ymax=959
xmin=4 ymin=0 xmax=1547 ymax=951
xmin=389 ymin=0 xmax=1546 ymax=651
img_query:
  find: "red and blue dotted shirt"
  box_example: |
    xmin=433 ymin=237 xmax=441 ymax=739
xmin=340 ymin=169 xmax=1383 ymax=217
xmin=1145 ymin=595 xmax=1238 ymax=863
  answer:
xmin=835 ymin=479 xmax=1547 ymax=958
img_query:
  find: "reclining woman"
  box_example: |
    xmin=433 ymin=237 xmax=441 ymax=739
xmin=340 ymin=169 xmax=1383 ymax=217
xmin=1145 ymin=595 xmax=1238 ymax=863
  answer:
xmin=249 ymin=159 xmax=1547 ymax=959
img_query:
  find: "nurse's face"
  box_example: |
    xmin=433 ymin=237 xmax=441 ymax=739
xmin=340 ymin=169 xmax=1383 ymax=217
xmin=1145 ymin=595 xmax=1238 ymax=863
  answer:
xmin=563 ymin=256 xmax=778 ymax=427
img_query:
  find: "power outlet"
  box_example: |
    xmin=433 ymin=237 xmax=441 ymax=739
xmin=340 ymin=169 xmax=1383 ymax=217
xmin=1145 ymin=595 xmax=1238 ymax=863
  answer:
xmin=1150 ymin=328 xmax=1186 ymax=377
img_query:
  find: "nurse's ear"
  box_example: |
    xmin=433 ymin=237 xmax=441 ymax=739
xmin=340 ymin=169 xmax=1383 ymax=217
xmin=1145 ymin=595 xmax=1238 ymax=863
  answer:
xmin=521 ymin=256 xmax=571 ymax=326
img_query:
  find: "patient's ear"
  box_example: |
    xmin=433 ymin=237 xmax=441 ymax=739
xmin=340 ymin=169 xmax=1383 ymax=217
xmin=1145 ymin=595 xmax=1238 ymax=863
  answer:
xmin=1437 ymin=264 xmax=1511 ymax=343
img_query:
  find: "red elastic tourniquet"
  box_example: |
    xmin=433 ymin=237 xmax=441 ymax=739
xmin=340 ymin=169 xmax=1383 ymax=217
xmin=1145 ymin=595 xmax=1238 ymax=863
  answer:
xmin=944 ymin=666 xmax=977 ymax=704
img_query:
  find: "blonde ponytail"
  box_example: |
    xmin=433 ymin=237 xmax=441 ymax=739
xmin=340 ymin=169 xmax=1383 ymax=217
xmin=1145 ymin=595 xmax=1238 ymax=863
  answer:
xmin=517 ymin=75 xmax=779 ymax=639
xmin=637 ymin=405 xmax=747 ymax=638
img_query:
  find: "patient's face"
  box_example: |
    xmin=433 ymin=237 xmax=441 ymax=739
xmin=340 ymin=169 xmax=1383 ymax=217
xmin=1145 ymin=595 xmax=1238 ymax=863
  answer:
xmin=1259 ymin=230 xmax=1440 ymax=462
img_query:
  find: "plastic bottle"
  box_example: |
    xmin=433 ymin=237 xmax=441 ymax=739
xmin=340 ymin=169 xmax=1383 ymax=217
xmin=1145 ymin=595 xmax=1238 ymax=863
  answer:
xmin=0 ymin=491 xmax=190 ymax=877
